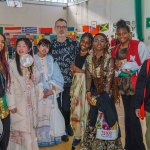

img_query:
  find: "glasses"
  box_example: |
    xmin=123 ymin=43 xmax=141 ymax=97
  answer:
xmin=116 ymin=32 xmax=128 ymax=37
xmin=93 ymin=39 xmax=106 ymax=44
xmin=55 ymin=26 xmax=67 ymax=29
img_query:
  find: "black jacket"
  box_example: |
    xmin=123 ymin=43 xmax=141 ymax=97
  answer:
xmin=0 ymin=72 xmax=5 ymax=97
xmin=135 ymin=59 xmax=150 ymax=112
xmin=96 ymin=92 xmax=118 ymax=127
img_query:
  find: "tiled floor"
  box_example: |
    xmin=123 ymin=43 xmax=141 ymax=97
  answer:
xmin=40 ymin=100 xmax=147 ymax=150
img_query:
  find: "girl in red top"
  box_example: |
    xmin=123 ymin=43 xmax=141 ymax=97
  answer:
xmin=111 ymin=20 xmax=150 ymax=150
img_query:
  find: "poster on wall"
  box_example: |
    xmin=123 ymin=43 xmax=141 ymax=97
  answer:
xmin=146 ymin=18 xmax=150 ymax=28
xmin=91 ymin=21 xmax=97 ymax=28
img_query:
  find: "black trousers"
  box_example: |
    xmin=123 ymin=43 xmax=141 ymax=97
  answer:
xmin=57 ymin=86 xmax=71 ymax=126
xmin=0 ymin=115 xmax=10 ymax=150
xmin=122 ymin=95 xmax=145 ymax=150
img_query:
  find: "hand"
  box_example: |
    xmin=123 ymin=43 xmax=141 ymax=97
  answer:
xmin=70 ymin=64 xmax=75 ymax=73
xmin=122 ymin=69 xmax=130 ymax=74
xmin=89 ymin=97 xmax=97 ymax=106
xmin=31 ymin=74 xmax=35 ymax=82
xmin=135 ymin=109 xmax=141 ymax=118
xmin=10 ymin=108 xmax=17 ymax=114
xmin=116 ymin=60 xmax=123 ymax=70
xmin=43 ymin=89 xmax=54 ymax=98
xmin=86 ymin=92 xmax=92 ymax=104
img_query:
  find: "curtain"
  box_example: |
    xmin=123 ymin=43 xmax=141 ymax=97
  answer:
xmin=134 ymin=0 xmax=144 ymax=41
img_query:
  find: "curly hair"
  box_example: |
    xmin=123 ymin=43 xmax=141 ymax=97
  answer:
xmin=92 ymin=33 xmax=120 ymax=103
xmin=116 ymin=19 xmax=130 ymax=32
xmin=80 ymin=32 xmax=94 ymax=50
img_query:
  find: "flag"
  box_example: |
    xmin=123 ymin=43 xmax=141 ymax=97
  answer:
xmin=82 ymin=26 xmax=89 ymax=32
xmin=4 ymin=27 xmax=22 ymax=34
xmin=146 ymin=18 xmax=150 ymax=28
xmin=89 ymin=26 xmax=99 ymax=35
xmin=100 ymin=23 xmax=109 ymax=32
xmin=50 ymin=34 xmax=56 ymax=40
xmin=0 ymin=27 xmax=3 ymax=34
xmin=68 ymin=27 xmax=75 ymax=31
xmin=39 ymin=28 xmax=52 ymax=34
xmin=22 ymin=27 xmax=37 ymax=34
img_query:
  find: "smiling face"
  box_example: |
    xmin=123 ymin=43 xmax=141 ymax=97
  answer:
xmin=16 ymin=41 xmax=30 ymax=56
xmin=93 ymin=34 xmax=107 ymax=52
xmin=80 ymin=36 xmax=92 ymax=52
xmin=116 ymin=28 xmax=130 ymax=44
xmin=55 ymin=21 xmax=67 ymax=38
xmin=37 ymin=44 xmax=49 ymax=57
xmin=0 ymin=34 xmax=5 ymax=52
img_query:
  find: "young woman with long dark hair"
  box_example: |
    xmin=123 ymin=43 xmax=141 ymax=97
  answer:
xmin=0 ymin=33 xmax=11 ymax=150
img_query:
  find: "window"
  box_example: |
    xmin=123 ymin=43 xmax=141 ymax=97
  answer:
xmin=6 ymin=0 xmax=22 ymax=7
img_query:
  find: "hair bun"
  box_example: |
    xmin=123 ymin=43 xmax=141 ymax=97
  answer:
xmin=116 ymin=19 xmax=127 ymax=28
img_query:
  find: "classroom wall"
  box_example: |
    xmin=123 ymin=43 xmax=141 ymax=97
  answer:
xmin=0 ymin=2 xmax=67 ymax=28
xmin=0 ymin=0 xmax=149 ymax=49
xmin=67 ymin=0 xmax=135 ymax=35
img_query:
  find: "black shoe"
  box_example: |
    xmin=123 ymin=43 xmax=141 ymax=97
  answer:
xmin=66 ymin=125 xmax=74 ymax=136
xmin=61 ymin=135 xmax=69 ymax=142
xmin=72 ymin=146 xmax=75 ymax=150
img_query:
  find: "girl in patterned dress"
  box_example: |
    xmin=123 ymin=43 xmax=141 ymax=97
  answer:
xmin=70 ymin=32 xmax=93 ymax=150
xmin=80 ymin=33 xmax=123 ymax=150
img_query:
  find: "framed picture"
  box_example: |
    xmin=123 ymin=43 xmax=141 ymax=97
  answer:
xmin=91 ymin=21 xmax=97 ymax=28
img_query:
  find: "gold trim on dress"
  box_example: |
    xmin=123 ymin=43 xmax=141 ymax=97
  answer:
xmin=0 ymin=98 xmax=9 ymax=119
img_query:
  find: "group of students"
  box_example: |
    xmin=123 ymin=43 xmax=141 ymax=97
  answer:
xmin=0 ymin=18 xmax=150 ymax=150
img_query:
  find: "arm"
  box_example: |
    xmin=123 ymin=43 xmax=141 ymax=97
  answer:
xmin=135 ymin=60 xmax=147 ymax=108
xmin=32 ymin=61 xmax=41 ymax=84
xmin=70 ymin=64 xmax=85 ymax=74
xmin=85 ymin=60 xmax=92 ymax=103
xmin=44 ymin=60 xmax=64 ymax=98
xmin=6 ymin=68 xmax=17 ymax=113
xmin=135 ymin=60 xmax=147 ymax=118
xmin=138 ymin=42 xmax=150 ymax=64
xmin=50 ymin=61 xmax=64 ymax=95
xmin=105 ymin=57 xmax=115 ymax=93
